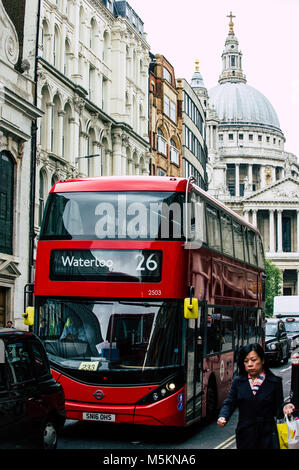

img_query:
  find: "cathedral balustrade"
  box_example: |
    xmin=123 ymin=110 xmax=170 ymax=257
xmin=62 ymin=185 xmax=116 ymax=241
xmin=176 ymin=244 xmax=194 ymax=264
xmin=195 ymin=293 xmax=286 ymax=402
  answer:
xmin=219 ymin=146 xmax=285 ymax=160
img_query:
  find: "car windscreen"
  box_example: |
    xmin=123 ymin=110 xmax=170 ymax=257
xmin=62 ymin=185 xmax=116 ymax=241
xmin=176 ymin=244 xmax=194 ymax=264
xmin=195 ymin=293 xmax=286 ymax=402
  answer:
xmin=265 ymin=324 xmax=277 ymax=336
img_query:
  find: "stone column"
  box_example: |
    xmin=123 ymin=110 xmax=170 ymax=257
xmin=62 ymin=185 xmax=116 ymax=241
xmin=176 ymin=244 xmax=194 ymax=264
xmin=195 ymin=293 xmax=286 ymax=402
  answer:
xmin=46 ymin=102 xmax=54 ymax=152
xmin=260 ymin=166 xmax=266 ymax=188
xmin=79 ymin=132 xmax=88 ymax=175
xmin=252 ymin=209 xmax=257 ymax=227
xmin=248 ymin=164 xmax=253 ymax=189
xmin=235 ymin=163 xmax=240 ymax=197
xmin=243 ymin=209 xmax=249 ymax=222
xmin=277 ymin=209 xmax=283 ymax=252
xmin=112 ymin=131 xmax=123 ymax=175
xmin=297 ymin=210 xmax=299 ymax=252
xmin=58 ymin=111 xmax=65 ymax=156
xmin=269 ymin=209 xmax=275 ymax=253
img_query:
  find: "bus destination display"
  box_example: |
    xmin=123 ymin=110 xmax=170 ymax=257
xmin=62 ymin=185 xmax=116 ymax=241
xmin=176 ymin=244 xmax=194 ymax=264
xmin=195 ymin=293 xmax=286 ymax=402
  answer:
xmin=50 ymin=249 xmax=162 ymax=282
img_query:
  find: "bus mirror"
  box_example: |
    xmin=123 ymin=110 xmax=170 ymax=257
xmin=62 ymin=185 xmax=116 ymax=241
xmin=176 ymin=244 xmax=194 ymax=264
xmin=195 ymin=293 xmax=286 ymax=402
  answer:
xmin=22 ymin=306 xmax=34 ymax=326
xmin=184 ymin=298 xmax=199 ymax=319
xmin=0 ymin=339 xmax=5 ymax=364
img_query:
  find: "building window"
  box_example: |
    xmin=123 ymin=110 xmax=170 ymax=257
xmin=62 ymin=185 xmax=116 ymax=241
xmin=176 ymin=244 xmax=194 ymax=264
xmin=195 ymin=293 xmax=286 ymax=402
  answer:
xmin=0 ymin=152 xmax=13 ymax=254
xmin=157 ymin=128 xmax=167 ymax=156
xmin=249 ymin=134 xmax=253 ymax=141
xmin=258 ymin=135 xmax=262 ymax=142
xmin=228 ymin=134 xmax=234 ymax=140
xmin=219 ymin=134 xmax=223 ymax=141
xmin=164 ymin=95 xmax=170 ymax=116
xmin=163 ymin=67 xmax=172 ymax=84
xmin=157 ymin=167 xmax=166 ymax=176
xmin=164 ymin=95 xmax=176 ymax=122
xmin=239 ymin=134 xmax=243 ymax=140
xmin=170 ymin=139 xmax=179 ymax=165
xmin=170 ymin=101 xmax=176 ymax=122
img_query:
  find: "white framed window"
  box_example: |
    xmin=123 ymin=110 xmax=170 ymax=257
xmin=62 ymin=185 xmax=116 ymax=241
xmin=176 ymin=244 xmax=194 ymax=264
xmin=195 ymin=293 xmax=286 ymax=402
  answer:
xmin=157 ymin=129 xmax=167 ymax=156
xmin=170 ymin=101 xmax=176 ymax=122
xmin=164 ymin=95 xmax=170 ymax=117
xmin=170 ymin=145 xmax=179 ymax=165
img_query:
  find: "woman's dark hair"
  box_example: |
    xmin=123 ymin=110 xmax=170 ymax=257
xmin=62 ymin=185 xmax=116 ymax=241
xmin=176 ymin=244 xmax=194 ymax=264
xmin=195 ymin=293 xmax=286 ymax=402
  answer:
xmin=237 ymin=343 xmax=271 ymax=375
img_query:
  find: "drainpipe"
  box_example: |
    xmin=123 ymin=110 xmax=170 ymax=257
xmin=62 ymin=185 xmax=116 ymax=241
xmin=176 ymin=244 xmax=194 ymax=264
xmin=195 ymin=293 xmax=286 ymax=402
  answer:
xmin=28 ymin=0 xmax=41 ymax=304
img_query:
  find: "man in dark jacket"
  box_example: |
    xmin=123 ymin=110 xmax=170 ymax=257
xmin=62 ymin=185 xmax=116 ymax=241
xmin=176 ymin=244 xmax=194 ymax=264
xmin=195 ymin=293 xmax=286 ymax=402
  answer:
xmin=217 ymin=343 xmax=295 ymax=449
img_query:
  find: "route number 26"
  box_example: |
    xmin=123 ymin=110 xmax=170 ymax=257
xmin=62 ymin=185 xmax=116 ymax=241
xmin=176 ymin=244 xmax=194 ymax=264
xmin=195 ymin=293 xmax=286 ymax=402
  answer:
xmin=135 ymin=253 xmax=158 ymax=271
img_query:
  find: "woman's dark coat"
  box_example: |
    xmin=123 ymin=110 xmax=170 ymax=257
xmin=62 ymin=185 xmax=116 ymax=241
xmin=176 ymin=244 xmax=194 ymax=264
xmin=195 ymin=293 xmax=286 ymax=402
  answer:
xmin=218 ymin=372 xmax=284 ymax=449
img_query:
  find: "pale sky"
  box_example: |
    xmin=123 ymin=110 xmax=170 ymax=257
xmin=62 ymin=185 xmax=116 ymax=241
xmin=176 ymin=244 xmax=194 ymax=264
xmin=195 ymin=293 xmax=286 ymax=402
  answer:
xmin=128 ymin=0 xmax=299 ymax=158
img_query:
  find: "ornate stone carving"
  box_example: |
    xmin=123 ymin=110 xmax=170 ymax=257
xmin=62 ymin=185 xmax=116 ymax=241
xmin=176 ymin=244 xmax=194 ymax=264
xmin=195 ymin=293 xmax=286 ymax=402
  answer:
xmin=273 ymin=188 xmax=299 ymax=199
xmin=0 ymin=0 xmax=19 ymax=66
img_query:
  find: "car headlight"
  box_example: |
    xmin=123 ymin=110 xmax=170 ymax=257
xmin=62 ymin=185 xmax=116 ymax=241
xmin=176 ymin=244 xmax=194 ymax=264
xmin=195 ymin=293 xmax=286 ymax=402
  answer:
xmin=270 ymin=343 xmax=277 ymax=350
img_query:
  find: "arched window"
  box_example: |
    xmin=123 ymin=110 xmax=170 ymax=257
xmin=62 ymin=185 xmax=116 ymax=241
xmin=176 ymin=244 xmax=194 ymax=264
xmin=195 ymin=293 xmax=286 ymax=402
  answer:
xmin=53 ymin=25 xmax=60 ymax=69
xmin=39 ymin=170 xmax=46 ymax=226
xmin=41 ymin=19 xmax=50 ymax=61
xmin=0 ymin=152 xmax=14 ymax=254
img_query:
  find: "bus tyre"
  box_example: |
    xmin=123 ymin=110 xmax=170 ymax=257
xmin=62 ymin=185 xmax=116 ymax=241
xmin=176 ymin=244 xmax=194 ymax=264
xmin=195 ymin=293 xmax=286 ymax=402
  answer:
xmin=206 ymin=381 xmax=218 ymax=422
xmin=40 ymin=419 xmax=58 ymax=449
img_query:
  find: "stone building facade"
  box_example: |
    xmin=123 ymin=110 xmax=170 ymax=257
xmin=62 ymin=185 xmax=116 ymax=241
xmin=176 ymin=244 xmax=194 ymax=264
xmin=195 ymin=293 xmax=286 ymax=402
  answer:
xmin=148 ymin=54 xmax=182 ymax=177
xmin=0 ymin=0 xmax=42 ymax=327
xmin=204 ymin=14 xmax=299 ymax=294
xmin=36 ymin=0 xmax=151 ymax=230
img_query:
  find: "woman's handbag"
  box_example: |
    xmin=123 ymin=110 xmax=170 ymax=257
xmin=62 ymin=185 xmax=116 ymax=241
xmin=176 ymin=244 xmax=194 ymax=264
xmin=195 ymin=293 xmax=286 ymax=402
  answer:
xmin=285 ymin=415 xmax=299 ymax=449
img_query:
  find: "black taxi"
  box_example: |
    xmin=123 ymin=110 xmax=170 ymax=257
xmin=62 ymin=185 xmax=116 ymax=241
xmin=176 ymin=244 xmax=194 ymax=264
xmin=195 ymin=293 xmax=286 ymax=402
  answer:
xmin=265 ymin=318 xmax=290 ymax=364
xmin=0 ymin=328 xmax=66 ymax=449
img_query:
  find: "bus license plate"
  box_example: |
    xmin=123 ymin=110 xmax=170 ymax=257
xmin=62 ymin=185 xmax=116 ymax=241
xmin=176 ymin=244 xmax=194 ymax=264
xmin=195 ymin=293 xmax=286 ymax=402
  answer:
xmin=83 ymin=412 xmax=116 ymax=422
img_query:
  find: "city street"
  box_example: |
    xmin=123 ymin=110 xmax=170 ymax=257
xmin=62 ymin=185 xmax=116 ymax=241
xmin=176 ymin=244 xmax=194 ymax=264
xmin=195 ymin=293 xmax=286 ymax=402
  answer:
xmin=55 ymin=362 xmax=292 ymax=450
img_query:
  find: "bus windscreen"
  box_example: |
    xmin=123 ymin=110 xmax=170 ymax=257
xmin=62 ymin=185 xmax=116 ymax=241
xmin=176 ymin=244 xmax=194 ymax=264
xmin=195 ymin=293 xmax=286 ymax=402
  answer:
xmin=37 ymin=299 xmax=183 ymax=383
xmin=40 ymin=191 xmax=185 ymax=241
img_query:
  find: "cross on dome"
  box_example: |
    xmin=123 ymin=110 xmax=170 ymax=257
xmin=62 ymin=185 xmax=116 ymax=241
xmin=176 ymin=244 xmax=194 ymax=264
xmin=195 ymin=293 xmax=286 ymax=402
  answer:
xmin=227 ymin=11 xmax=236 ymax=35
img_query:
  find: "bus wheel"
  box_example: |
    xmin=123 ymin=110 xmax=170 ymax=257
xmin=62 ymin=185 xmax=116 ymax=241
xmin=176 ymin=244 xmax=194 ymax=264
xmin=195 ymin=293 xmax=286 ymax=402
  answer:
xmin=206 ymin=381 xmax=218 ymax=422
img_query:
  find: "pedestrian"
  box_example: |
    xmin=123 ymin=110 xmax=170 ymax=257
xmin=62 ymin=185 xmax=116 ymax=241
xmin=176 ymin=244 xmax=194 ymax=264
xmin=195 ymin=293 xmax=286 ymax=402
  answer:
xmin=217 ymin=342 xmax=295 ymax=449
xmin=6 ymin=320 xmax=15 ymax=329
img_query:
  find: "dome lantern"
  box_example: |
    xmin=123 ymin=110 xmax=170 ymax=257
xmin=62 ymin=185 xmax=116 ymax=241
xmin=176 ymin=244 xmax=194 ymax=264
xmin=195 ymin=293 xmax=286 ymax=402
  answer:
xmin=218 ymin=12 xmax=246 ymax=85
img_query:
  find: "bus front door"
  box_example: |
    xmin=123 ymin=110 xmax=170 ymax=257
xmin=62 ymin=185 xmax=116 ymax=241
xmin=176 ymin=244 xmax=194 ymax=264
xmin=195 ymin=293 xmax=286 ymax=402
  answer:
xmin=185 ymin=306 xmax=204 ymax=424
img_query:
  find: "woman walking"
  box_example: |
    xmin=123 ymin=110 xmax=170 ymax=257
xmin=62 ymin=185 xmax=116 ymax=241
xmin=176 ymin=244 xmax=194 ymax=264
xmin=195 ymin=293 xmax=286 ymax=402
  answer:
xmin=217 ymin=343 xmax=295 ymax=449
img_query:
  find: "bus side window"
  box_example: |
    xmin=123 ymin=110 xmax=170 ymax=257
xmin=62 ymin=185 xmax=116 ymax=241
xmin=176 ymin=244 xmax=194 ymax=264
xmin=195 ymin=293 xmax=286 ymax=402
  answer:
xmin=248 ymin=230 xmax=258 ymax=266
xmin=243 ymin=229 xmax=250 ymax=263
xmin=221 ymin=311 xmax=233 ymax=352
xmin=220 ymin=213 xmax=233 ymax=257
xmin=206 ymin=205 xmax=221 ymax=252
xmin=257 ymin=235 xmax=265 ymax=269
xmin=206 ymin=308 xmax=221 ymax=354
xmin=232 ymin=221 xmax=245 ymax=261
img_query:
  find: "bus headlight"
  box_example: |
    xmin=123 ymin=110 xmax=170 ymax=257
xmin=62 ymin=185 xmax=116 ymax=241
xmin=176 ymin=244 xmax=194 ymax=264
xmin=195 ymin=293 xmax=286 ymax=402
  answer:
xmin=166 ymin=382 xmax=176 ymax=391
xmin=137 ymin=374 xmax=184 ymax=405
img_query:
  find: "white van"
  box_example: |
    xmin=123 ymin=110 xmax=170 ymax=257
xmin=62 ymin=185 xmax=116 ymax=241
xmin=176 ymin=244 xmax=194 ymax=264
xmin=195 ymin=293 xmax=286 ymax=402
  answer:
xmin=273 ymin=296 xmax=299 ymax=350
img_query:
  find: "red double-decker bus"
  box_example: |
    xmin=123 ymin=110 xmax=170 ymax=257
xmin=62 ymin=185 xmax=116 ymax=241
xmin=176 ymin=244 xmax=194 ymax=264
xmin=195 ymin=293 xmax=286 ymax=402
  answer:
xmin=31 ymin=176 xmax=265 ymax=427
